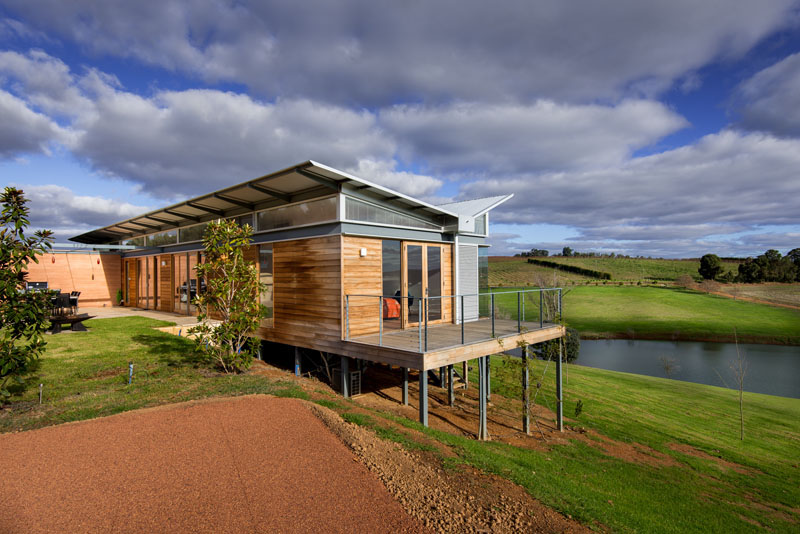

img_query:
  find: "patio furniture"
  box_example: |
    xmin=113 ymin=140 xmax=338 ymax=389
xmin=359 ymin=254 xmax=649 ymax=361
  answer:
xmin=50 ymin=292 xmax=72 ymax=316
xmin=69 ymin=291 xmax=81 ymax=314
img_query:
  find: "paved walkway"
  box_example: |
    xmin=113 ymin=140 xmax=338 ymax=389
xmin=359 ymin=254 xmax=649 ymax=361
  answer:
xmin=0 ymin=396 xmax=427 ymax=533
xmin=82 ymin=306 xmax=200 ymax=325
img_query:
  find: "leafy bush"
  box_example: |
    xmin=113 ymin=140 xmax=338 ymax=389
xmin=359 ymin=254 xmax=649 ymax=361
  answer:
xmin=0 ymin=188 xmax=53 ymax=401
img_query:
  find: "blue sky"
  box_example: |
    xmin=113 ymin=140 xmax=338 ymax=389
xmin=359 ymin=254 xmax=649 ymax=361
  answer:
xmin=1 ymin=1 xmax=799 ymax=257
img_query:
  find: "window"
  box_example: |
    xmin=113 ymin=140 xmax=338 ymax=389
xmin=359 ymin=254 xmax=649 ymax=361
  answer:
xmin=474 ymin=214 xmax=487 ymax=235
xmin=179 ymin=223 xmax=207 ymax=243
xmin=259 ymin=244 xmax=274 ymax=326
xmin=124 ymin=236 xmax=145 ymax=246
xmin=345 ymin=197 xmax=441 ymax=230
xmin=256 ymin=197 xmax=337 ymax=232
xmin=146 ymin=230 xmax=177 ymax=246
xmin=382 ymin=240 xmax=401 ymax=297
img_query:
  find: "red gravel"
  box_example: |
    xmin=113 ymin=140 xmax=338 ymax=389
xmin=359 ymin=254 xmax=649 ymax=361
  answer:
xmin=0 ymin=396 xmax=427 ymax=533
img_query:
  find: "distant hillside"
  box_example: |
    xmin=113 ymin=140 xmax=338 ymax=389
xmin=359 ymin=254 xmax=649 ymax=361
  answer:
xmin=489 ymin=256 xmax=741 ymax=286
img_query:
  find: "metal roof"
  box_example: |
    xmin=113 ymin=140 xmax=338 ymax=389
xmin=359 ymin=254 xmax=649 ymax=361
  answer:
xmin=436 ymin=195 xmax=513 ymax=217
xmin=70 ymin=161 xmax=459 ymax=244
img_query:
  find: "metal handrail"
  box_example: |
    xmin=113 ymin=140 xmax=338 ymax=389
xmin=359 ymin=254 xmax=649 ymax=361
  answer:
xmin=344 ymin=288 xmax=563 ymax=351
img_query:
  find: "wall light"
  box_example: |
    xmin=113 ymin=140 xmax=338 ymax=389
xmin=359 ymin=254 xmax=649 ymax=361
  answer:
xmin=359 ymin=248 xmax=367 ymax=257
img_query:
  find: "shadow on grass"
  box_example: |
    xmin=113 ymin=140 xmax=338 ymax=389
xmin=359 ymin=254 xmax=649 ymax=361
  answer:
xmin=131 ymin=332 xmax=205 ymax=367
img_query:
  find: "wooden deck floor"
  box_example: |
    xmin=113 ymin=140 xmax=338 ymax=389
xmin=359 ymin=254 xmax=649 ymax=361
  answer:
xmin=350 ymin=318 xmax=559 ymax=353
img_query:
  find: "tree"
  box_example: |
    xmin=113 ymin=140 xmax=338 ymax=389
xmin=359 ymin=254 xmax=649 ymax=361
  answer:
xmin=0 ymin=187 xmax=53 ymax=402
xmin=562 ymin=246 xmax=573 ymax=257
xmin=698 ymin=253 xmax=723 ymax=280
xmin=189 ymin=219 xmax=267 ymax=373
xmin=789 ymin=248 xmax=800 ymax=281
xmin=536 ymin=327 xmax=580 ymax=363
xmin=737 ymin=258 xmax=761 ymax=283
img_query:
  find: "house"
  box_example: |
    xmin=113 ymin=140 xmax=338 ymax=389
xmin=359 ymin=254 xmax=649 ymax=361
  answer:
xmin=70 ymin=161 xmax=565 ymax=429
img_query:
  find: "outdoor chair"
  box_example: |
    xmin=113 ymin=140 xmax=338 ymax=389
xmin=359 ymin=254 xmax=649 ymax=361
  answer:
xmin=70 ymin=291 xmax=81 ymax=314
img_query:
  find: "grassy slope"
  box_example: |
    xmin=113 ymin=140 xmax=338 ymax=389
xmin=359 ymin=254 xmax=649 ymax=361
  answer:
xmin=0 ymin=317 xmax=305 ymax=433
xmin=2 ymin=317 xmax=798 ymax=532
xmin=441 ymin=356 xmax=800 ymax=533
xmin=561 ymin=286 xmax=800 ymax=344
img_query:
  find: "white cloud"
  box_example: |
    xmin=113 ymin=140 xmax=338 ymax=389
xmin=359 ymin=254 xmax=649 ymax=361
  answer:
xmin=735 ymin=52 xmax=800 ymax=137
xmin=2 ymin=0 xmax=796 ymax=105
xmin=346 ymin=159 xmax=442 ymax=198
xmin=19 ymin=184 xmax=150 ymax=241
xmin=0 ymin=90 xmax=69 ymax=157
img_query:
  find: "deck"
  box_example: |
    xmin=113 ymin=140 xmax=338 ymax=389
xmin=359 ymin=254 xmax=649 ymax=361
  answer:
xmin=346 ymin=318 xmax=564 ymax=370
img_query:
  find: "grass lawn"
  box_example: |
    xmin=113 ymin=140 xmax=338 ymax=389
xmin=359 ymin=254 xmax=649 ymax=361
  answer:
xmin=489 ymin=256 xmax=743 ymax=284
xmin=2 ymin=315 xmax=798 ymax=532
xmin=0 ymin=316 xmax=305 ymax=433
xmin=446 ymin=356 xmax=800 ymax=533
xmin=559 ymin=286 xmax=800 ymax=344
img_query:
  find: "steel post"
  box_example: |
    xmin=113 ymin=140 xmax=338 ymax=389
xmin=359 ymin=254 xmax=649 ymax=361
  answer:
xmin=491 ymin=294 xmax=495 ymax=337
xmin=556 ymin=344 xmax=563 ymax=431
xmin=460 ymin=295 xmax=465 ymax=344
xmin=539 ymin=291 xmax=544 ymax=328
xmin=448 ymin=364 xmax=455 ymax=407
xmin=486 ymin=355 xmax=491 ymax=402
xmin=517 ymin=292 xmax=521 ymax=332
xmin=418 ymin=300 xmax=422 ymax=352
xmin=379 ymin=296 xmax=383 ymax=346
xmin=419 ymin=369 xmax=428 ymax=427
xmin=478 ymin=356 xmax=488 ymax=440
xmin=522 ymin=346 xmax=530 ymax=434
xmin=402 ymin=367 xmax=409 ymax=405
xmin=341 ymin=356 xmax=349 ymax=398
xmin=345 ymin=295 xmax=350 ymax=340
xmin=424 ymin=298 xmax=428 ymax=352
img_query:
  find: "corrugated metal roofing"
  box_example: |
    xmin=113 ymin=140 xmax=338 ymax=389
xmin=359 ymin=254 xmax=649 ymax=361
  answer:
xmin=436 ymin=195 xmax=513 ymax=217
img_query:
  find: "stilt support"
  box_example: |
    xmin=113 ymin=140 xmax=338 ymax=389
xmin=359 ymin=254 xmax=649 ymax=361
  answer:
xmin=478 ymin=356 xmax=489 ymax=440
xmin=556 ymin=343 xmax=564 ymax=431
xmin=486 ymin=355 xmax=491 ymax=402
xmin=341 ymin=356 xmax=350 ymax=399
xmin=419 ymin=369 xmax=428 ymax=427
xmin=402 ymin=367 xmax=409 ymax=406
xmin=463 ymin=361 xmax=469 ymax=389
xmin=522 ymin=346 xmax=530 ymax=434
xmin=448 ymin=364 xmax=455 ymax=407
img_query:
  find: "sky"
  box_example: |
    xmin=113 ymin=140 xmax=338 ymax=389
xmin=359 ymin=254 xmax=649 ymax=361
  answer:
xmin=1 ymin=0 xmax=799 ymax=258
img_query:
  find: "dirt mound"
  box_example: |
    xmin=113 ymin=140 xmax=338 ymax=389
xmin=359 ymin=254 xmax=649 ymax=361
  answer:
xmin=309 ymin=401 xmax=592 ymax=533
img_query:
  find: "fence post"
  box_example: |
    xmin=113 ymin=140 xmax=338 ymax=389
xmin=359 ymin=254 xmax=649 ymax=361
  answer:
xmin=517 ymin=292 xmax=521 ymax=333
xmin=460 ymin=295 xmax=465 ymax=344
xmin=379 ymin=296 xmax=383 ymax=346
xmin=418 ymin=300 xmax=422 ymax=352
xmin=424 ymin=298 xmax=428 ymax=352
xmin=345 ymin=295 xmax=350 ymax=340
xmin=491 ymin=293 xmax=495 ymax=337
xmin=539 ymin=291 xmax=543 ymax=329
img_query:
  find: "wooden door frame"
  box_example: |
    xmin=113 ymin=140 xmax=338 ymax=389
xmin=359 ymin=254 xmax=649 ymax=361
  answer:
xmin=402 ymin=241 xmax=447 ymax=328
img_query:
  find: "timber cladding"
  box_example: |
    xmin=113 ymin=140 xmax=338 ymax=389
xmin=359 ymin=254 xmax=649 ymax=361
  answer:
xmin=158 ymin=255 xmax=173 ymax=313
xmin=342 ymin=236 xmax=383 ymax=338
xmin=257 ymin=235 xmax=342 ymax=348
xmin=23 ymin=252 xmax=122 ymax=307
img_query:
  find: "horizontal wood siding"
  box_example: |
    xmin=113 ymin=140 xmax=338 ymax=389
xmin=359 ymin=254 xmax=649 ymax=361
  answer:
xmin=23 ymin=252 xmax=122 ymax=307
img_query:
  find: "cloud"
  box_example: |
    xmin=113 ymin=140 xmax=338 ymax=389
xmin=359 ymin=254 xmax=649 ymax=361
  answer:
xmin=735 ymin=52 xmax=800 ymax=137
xmin=3 ymin=0 xmax=797 ymax=105
xmin=0 ymin=90 xmax=69 ymax=157
xmin=382 ymin=100 xmax=687 ymax=174
xmin=346 ymin=159 xmax=442 ymax=198
xmin=17 ymin=184 xmax=149 ymax=241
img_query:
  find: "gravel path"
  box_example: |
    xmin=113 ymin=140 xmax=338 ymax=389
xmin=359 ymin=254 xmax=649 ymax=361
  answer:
xmin=0 ymin=396 xmax=427 ymax=533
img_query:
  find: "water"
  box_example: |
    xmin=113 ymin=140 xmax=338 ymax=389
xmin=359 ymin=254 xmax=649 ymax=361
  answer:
xmin=574 ymin=340 xmax=800 ymax=399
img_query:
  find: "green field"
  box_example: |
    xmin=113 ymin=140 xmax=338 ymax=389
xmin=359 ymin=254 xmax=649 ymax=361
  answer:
xmin=441 ymin=356 xmax=800 ymax=533
xmin=2 ymin=317 xmax=798 ymax=533
xmin=490 ymin=256 xmax=742 ymax=285
xmin=560 ymin=286 xmax=800 ymax=344
xmin=0 ymin=317 xmax=305 ymax=433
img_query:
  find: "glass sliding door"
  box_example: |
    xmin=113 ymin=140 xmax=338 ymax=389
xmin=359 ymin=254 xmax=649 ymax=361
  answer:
xmin=174 ymin=253 xmax=187 ymax=314
xmin=405 ymin=245 xmax=423 ymax=324
xmin=188 ymin=253 xmax=198 ymax=315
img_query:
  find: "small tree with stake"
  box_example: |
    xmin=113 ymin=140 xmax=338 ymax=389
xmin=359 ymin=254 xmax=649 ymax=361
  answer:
xmin=0 ymin=187 xmax=53 ymax=402
xmin=189 ymin=219 xmax=267 ymax=373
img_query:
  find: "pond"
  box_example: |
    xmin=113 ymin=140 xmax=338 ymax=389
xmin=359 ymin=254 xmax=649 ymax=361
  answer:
xmin=574 ymin=340 xmax=800 ymax=399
